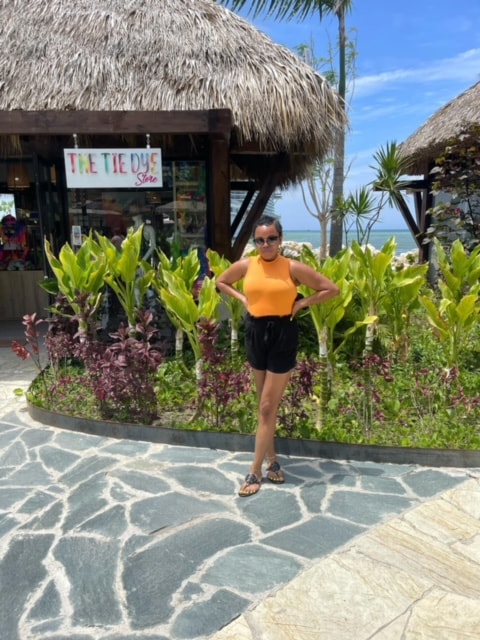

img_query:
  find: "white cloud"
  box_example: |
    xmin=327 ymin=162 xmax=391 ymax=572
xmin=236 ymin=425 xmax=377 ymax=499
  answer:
xmin=355 ymin=48 xmax=480 ymax=97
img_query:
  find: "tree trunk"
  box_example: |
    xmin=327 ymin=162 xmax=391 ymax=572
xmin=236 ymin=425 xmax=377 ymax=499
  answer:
xmin=329 ymin=130 xmax=345 ymax=255
xmin=316 ymin=326 xmax=330 ymax=431
xmin=329 ymin=6 xmax=347 ymax=256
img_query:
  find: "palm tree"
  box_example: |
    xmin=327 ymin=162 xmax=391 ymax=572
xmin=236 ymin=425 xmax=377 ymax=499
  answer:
xmin=219 ymin=1 xmax=353 ymax=255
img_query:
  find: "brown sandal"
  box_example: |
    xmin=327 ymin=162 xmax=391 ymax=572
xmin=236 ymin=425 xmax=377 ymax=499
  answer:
xmin=238 ymin=473 xmax=261 ymax=497
xmin=266 ymin=460 xmax=285 ymax=484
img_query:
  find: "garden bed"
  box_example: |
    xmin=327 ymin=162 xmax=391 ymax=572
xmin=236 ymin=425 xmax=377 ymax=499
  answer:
xmin=28 ymin=401 xmax=480 ymax=468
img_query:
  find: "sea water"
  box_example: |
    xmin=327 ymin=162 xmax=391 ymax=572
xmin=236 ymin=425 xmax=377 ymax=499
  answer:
xmin=283 ymin=229 xmax=417 ymax=255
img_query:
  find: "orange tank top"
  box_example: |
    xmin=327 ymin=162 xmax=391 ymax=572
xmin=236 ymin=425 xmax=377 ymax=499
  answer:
xmin=244 ymin=255 xmax=297 ymax=317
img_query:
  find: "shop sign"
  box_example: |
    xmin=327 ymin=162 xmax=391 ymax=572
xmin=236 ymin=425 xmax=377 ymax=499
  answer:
xmin=63 ymin=148 xmax=162 ymax=189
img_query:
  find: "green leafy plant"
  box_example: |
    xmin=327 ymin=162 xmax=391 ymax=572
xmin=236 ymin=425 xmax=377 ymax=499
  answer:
xmin=420 ymin=239 xmax=480 ymax=367
xmin=154 ymin=248 xmax=201 ymax=363
xmin=207 ymin=249 xmax=245 ymax=355
xmin=377 ymin=261 xmax=428 ymax=359
xmin=95 ymin=228 xmax=154 ymax=327
xmin=337 ymin=239 xmax=427 ymax=430
xmin=153 ymin=249 xmax=221 ymax=380
xmin=14 ymin=231 xmax=480 ymax=451
xmin=348 ymin=238 xmax=398 ymax=357
xmin=298 ymin=245 xmax=353 ymax=428
xmin=42 ymin=235 xmax=108 ymax=339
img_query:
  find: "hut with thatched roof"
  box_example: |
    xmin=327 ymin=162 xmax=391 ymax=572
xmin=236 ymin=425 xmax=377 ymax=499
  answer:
xmin=400 ymin=81 xmax=480 ymax=175
xmin=0 ymin=0 xmax=345 ymax=318
xmin=396 ymin=81 xmax=480 ymax=261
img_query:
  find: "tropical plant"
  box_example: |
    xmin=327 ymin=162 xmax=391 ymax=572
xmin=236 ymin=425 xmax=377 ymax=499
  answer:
xmin=371 ymin=141 xmax=414 ymax=196
xmin=348 ymin=238 xmax=396 ymax=357
xmin=336 ymin=185 xmax=382 ymax=248
xmin=207 ymin=249 xmax=245 ymax=354
xmin=153 ymin=249 xmax=222 ymax=380
xmin=300 ymin=246 xmax=352 ymax=356
xmin=155 ymin=248 xmax=202 ymax=361
xmin=85 ymin=310 xmax=164 ymax=423
xmin=278 ymin=355 xmax=318 ymax=436
xmin=325 ymin=0 xmax=352 ymax=256
xmin=345 ymin=238 xmax=427 ymax=429
xmin=380 ymin=262 xmax=429 ymax=359
xmin=42 ymin=235 xmax=108 ymax=339
xmin=419 ymin=239 xmax=480 ymax=368
xmin=344 ymin=237 xmax=427 ymax=360
xmin=371 ymin=141 xmax=418 ymax=247
xmin=95 ymin=228 xmax=154 ymax=328
xmin=196 ymin=318 xmax=253 ymax=430
xmin=296 ymin=245 xmax=352 ymax=427
xmin=11 ymin=313 xmax=50 ymax=401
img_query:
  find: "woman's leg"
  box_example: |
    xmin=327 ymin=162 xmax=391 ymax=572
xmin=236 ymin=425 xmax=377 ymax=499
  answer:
xmin=240 ymin=368 xmax=291 ymax=493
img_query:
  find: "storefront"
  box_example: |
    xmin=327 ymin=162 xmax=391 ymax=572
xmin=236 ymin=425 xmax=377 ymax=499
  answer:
xmin=0 ymin=110 xmax=235 ymax=321
xmin=0 ymin=1 xmax=346 ymax=324
xmin=0 ymin=159 xmax=50 ymax=319
xmin=65 ymin=156 xmax=207 ymax=254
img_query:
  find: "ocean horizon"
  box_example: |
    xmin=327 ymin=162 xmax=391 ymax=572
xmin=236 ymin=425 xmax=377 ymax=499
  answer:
xmin=283 ymin=228 xmax=417 ymax=255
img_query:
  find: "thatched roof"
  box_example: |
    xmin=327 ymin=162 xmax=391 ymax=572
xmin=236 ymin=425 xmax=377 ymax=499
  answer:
xmin=0 ymin=0 xmax=346 ymax=184
xmin=400 ymin=81 xmax=480 ymax=175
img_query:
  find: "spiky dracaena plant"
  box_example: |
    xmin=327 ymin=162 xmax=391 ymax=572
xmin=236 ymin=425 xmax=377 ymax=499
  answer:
xmin=298 ymin=245 xmax=352 ymax=429
xmin=207 ymin=249 xmax=245 ymax=355
xmin=153 ymin=249 xmax=221 ymax=382
xmin=42 ymin=235 xmax=108 ymax=341
xmin=154 ymin=248 xmax=201 ymax=363
xmin=94 ymin=228 xmax=154 ymax=328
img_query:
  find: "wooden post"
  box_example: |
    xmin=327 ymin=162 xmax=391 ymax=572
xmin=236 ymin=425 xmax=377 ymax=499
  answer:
xmin=207 ymin=137 xmax=231 ymax=260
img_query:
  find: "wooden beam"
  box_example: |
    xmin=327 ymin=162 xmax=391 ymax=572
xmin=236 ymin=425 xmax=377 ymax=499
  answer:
xmin=231 ymin=187 xmax=255 ymax=236
xmin=414 ymin=191 xmax=423 ymax=227
xmin=232 ymin=173 xmax=281 ymax=260
xmin=232 ymin=182 xmax=276 ymax=260
xmin=230 ymin=180 xmax=260 ymax=191
xmin=417 ymin=187 xmax=433 ymax=264
xmin=208 ymin=137 xmax=231 ymax=259
xmin=232 ymin=155 xmax=290 ymax=259
xmin=0 ymin=109 xmax=232 ymax=137
xmin=391 ymin=192 xmax=421 ymax=246
xmin=399 ymin=179 xmax=431 ymax=190
xmin=208 ymin=110 xmax=233 ymax=140
xmin=377 ymin=179 xmax=433 ymax=263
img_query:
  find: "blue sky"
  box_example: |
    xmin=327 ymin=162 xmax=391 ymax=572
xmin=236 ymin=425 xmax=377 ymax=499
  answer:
xmin=230 ymin=1 xmax=480 ymax=230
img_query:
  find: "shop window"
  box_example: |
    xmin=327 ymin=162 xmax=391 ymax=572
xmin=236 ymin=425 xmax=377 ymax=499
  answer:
xmin=67 ymin=160 xmax=207 ymax=265
xmin=0 ymin=193 xmax=43 ymax=271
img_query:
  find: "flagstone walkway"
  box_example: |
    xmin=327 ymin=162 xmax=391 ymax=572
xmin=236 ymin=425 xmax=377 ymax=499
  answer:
xmin=0 ymin=341 xmax=479 ymax=639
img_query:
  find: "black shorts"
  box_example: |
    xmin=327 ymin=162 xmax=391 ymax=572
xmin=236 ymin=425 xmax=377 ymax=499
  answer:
xmin=244 ymin=313 xmax=299 ymax=374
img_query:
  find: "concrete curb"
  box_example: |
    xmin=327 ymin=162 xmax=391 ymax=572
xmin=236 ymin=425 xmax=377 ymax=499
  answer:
xmin=28 ymin=402 xmax=480 ymax=468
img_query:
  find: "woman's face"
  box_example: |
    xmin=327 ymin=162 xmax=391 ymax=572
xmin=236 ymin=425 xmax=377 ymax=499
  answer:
xmin=253 ymin=224 xmax=281 ymax=260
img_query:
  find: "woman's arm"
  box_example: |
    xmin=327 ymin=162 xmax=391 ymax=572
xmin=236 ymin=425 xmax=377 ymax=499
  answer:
xmin=216 ymin=258 xmax=250 ymax=308
xmin=290 ymin=260 xmax=340 ymax=317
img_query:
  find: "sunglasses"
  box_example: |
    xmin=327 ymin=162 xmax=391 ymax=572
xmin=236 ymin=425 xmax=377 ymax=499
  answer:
xmin=253 ymin=235 xmax=279 ymax=247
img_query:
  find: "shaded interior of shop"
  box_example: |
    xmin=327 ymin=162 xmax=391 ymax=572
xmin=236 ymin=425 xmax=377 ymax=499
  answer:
xmin=0 ymin=109 xmax=288 ymax=321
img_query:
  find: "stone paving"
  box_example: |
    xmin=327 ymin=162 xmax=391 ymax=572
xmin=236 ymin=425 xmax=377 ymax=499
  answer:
xmin=0 ymin=342 xmax=479 ymax=639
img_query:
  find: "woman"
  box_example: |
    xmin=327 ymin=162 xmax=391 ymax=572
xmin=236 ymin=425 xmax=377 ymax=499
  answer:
xmin=216 ymin=215 xmax=340 ymax=497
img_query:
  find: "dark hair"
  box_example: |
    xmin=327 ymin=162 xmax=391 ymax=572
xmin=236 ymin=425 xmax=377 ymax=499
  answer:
xmin=252 ymin=215 xmax=283 ymax=237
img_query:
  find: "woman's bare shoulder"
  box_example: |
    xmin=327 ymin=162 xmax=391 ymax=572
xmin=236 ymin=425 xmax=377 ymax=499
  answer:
xmin=217 ymin=256 xmax=250 ymax=282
